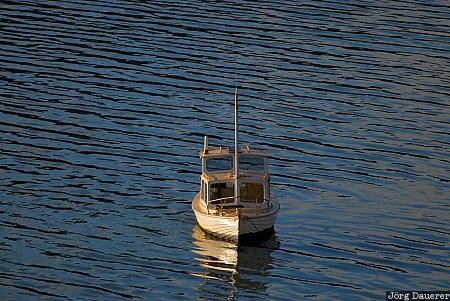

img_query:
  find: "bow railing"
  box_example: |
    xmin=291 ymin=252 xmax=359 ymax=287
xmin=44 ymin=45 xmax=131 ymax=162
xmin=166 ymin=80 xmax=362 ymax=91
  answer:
xmin=207 ymin=196 xmax=274 ymax=214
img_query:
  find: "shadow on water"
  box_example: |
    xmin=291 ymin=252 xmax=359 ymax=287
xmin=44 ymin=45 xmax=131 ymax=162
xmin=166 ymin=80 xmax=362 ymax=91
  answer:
xmin=191 ymin=225 xmax=278 ymax=300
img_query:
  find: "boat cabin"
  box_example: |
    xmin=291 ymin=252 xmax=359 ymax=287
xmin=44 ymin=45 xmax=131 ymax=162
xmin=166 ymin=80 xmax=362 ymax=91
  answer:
xmin=199 ymin=138 xmax=270 ymax=210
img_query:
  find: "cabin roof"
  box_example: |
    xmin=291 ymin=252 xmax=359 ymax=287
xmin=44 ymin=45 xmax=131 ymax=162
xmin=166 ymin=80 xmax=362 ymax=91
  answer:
xmin=201 ymin=171 xmax=269 ymax=182
xmin=199 ymin=145 xmax=268 ymax=158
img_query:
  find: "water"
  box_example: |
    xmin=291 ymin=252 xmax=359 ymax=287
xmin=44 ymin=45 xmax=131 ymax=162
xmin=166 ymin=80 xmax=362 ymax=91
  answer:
xmin=1 ymin=1 xmax=449 ymax=300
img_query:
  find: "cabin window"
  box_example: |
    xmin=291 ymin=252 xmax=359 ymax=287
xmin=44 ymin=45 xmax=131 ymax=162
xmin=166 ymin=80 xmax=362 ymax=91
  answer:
xmin=201 ymin=180 xmax=207 ymax=202
xmin=206 ymin=156 xmax=232 ymax=172
xmin=239 ymin=155 xmax=265 ymax=172
xmin=240 ymin=182 xmax=264 ymax=203
xmin=210 ymin=182 xmax=234 ymax=202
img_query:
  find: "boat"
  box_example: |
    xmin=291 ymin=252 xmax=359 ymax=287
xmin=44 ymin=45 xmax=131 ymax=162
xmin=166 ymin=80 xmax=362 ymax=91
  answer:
xmin=191 ymin=88 xmax=280 ymax=242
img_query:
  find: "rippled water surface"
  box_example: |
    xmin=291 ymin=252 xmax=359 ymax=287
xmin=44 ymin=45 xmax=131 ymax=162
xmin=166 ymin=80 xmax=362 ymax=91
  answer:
xmin=1 ymin=1 xmax=449 ymax=300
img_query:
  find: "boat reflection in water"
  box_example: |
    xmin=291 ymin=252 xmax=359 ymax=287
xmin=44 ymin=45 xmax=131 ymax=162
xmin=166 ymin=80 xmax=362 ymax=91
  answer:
xmin=191 ymin=225 xmax=278 ymax=300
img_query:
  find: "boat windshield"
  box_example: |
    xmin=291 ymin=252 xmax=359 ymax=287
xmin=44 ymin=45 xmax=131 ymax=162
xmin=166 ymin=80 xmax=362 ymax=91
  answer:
xmin=240 ymin=182 xmax=264 ymax=203
xmin=210 ymin=182 xmax=234 ymax=202
xmin=206 ymin=156 xmax=233 ymax=172
xmin=239 ymin=155 xmax=265 ymax=172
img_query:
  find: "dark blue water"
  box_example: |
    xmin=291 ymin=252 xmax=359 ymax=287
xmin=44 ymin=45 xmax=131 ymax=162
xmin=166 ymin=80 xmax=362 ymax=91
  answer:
xmin=1 ymin=1 xmax=449 ymax=300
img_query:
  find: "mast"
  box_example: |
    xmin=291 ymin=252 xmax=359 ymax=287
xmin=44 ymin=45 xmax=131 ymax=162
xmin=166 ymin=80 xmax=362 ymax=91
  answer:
xmin=234 ymin=87 xmax=239 ymax=205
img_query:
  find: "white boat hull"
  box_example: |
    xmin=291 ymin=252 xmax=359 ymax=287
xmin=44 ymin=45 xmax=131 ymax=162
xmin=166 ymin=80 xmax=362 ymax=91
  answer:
xmin=194 ymin=210 xmax=239 ymax=240
xmin=192 ymin=193 xmax=279 ymax=241
xmin=239 ymin=211 xmax=278 ymax=236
